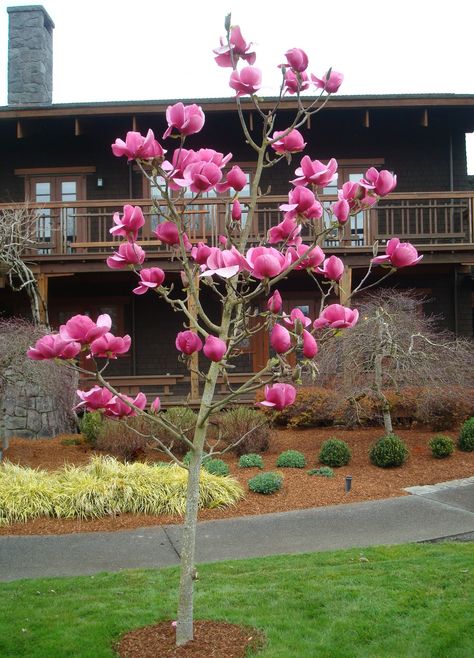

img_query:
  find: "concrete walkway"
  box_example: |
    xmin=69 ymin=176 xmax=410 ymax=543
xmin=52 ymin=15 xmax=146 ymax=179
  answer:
xmin=1 ymin=479 xmax=473 ymax=582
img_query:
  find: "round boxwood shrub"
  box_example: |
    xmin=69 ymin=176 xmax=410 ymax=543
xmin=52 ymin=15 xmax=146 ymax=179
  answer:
xmin=239 ymin=453 xmax=264 ymax=469
xmin=276 ymin=450 xmax=306 ymax=468
xmin=202 ymin=458 xmax=229 ymax=477
xmin=308 ymin=466 xmax=335 ymax=478
xmin=319 ymin=439 xmax=351 ymax=467
xmin=369 ymin=434 xmax=409 ymax=468
xmin=429 ymin=435 xmax=455 ymax=459
xmin=248 ymin=471 xmax=282 ymax=495
xmin=458 ymin=417 xmax=474 ymax=452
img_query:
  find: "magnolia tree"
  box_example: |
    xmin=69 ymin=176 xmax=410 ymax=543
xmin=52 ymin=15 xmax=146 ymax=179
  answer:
xmin=27 ymin=17 xmax=422 ymax=647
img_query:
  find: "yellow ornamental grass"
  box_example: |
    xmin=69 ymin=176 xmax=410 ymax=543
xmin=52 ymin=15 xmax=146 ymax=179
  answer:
xmin=0 ymin=457 xmax=243 ymax=524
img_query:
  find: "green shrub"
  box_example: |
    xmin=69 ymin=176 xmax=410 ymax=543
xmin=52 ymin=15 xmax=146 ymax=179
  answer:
xmin=458 ymin=417 xmax=474 ymax=452
xmin=369 ymin=434 xmax=409 ymax=468
xmin=202 ymin=458 xmax=229 ymax=477
xmin=276 ymin=450 xmax=306 ymax=468
xmin=80 ymin=411 xmax=103 ymax=446
xmin=429 ymin=435 xmax=455 ymax=459
xmin=215 ymin=407 xmax=271 ymax=455
xmin=60 ymin=437 xmax=82 ymax=446
xmin=239 ymin=453 xmax=264 ymax=469
xmin=248 ymin=472 xmax=282 ymax=495
xmin=308 ymin=466 xmax=335 ymax=477
xmin=319 ymin=439 xmax=351 ymax=467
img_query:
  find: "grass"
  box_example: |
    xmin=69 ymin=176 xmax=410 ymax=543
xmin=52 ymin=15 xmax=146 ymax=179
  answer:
xmin=0 ymin=543 xmax=473 ymax=657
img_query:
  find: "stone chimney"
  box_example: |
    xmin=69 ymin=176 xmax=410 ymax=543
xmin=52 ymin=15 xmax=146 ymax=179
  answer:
xmin=7 ymin=5 xmax=55 ymax=105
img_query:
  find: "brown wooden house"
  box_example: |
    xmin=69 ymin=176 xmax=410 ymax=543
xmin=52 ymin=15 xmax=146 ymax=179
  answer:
xmin=1 ymin=5 xmax=473 ymax=402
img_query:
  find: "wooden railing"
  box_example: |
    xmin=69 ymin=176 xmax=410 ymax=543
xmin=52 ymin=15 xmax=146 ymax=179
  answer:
xmin=1 ymin=191 xmax=473 ymax=257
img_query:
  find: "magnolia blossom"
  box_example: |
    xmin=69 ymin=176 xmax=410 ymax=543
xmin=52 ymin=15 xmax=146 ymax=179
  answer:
xmin=312 ymin=70 xmax=344 ymax=94
xmin=162 ymin=148 xmax=198 ymax=190
xmin=175 ymin=330 xmax=203 ymax=355
xmin=110 ymin=205 xmax=145 ymax=242
xmin=313 ymin=304 xmax=359 ymax=330
xmin=371 ymin=238 xmax=423 ymax=268
xmin=175 ymin=161 xmax=223 ymax=193
xmin=133 ymin=267 xmax=165 ymax=295
xmin=316 ymin=255 xmax=345 ymax=281
xmin=150 ymin=397 xmax=161 ymax=413
xmin=191 ymin=242 xmax=212 ymax=265
xmin=90 ymin=332 xmax=131 ymax=358
xmin=163 ymin=103 xmax=205 ymax=140
xmin=214 ymin=25 xmax=256 ymax=68
xmin=194 ymin=148 xmax=233 ymax=168
xmin=267 ymin=216 xmax=301 ymax=245
xmin=75 ymin=386 xmax=114 ymax=411
xmin=288 ymin=243 xmax=325 ymax=270
xmin=229 ymin=66 xmax=262 ymax=96
xmin=154 ymin=222 xmax=192 ymax=251
xmin=270 ymin=324 xmax=291 ymax=353
xmin=279 ymin=186 xmax=322 ymax=221
xmin=283 ymin=307 xmax=312 ymax=332
xmin=216 ymin=165 xmax=247 ymax=193
xmin=302 ymin=330 xmax=318 ymax=358
xmin=60 ymin=314 xmax=111 ymax=345
xmin=267 ymin=290 xmax=283 ymax=314
xmin=111 ymin=129 xmax=165 ymax=162
xmin=337 ymin=181 xmax=378 ymax=216
xmin=361 ymin=167 xmax=397 ymax=196
xmin=283 ymin=48 xmax=309 ymax=73
xmin=106 ymin=392 xmax=147 ymax=418
xmin=331 ymin=198 xmax=350 ymax=224
xmin=200 ymin=246 xmax=246 ymax=279
xmin=246 ymin=246 xmax=291 ymax=279
xmin=284 ymin=69 xmax=310 ymax=95
xmin=270 ymin=129 xmax=306 ymax=155
xmin=231 ymin=199 xmax=242 ymax=221
xmin=292 ymin=156 xmax=338 ymax=188
xmin=106 ymin=242 xmax=146 ymax=269
xmin=258 ymin=383 xmax=297 ymax=411
xmin=203 ymin=335 xmax=227 ymax=362
xmin=27 ymin=334 xmax=81 ymax=361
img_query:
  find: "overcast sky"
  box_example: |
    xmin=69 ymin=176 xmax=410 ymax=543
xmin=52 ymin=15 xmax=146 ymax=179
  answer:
xmin=1 ymin=0 xmax=473 ymax=167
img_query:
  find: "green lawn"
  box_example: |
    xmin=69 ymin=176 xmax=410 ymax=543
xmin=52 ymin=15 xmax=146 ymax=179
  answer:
xmin=1 ymin=543 xmax=473 ymax=657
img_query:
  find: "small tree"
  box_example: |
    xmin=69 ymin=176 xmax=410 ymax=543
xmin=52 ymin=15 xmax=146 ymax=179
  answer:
xmin=26 ymin=17 xmax=421 ymax=647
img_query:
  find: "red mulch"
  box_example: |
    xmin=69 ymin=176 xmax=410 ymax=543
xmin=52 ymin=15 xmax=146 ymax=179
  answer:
xmin=117 ymin=621 xmax=265 ymax=658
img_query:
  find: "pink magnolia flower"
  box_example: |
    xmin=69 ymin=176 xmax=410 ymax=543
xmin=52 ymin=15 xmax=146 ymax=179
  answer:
xmin=267 ymin=216 xmax=301 ymax=245
xmin=231 ymin=199 xmax=242 ymax=221
xmin=331 ymin=198 xmax=350 ymax=224
xmin=302 ymin=330 xmax=318 ymax=358
xmin=203 ymin=335 xmax=227 ymax=362
xmin=106 ymin=242 xmax=146 ymax=270
xmin=105 ymin=392 xmax=147 ymax=418
xmin=150 ymin=397 xmax=161 ymax=413
xmin=75 ymin=386 xmax=114 ymax=412
xmin=162 ymin=148 xmax=198 ymax=190
xmin=283 ymin=48 xmax=309 ymax=73
xmin=90 ymin=332 xmax=131 ymax=358
xmin=110 ymin=205 xmax=145 ymax=242
xmin=163 ymin=103 xmax=205 ymax=140
xmin=111 ymin=129 xmax=165 ymax=162
xmin=267 ymin=290 xmax=283 ymax=314
xmin=271 ymin=324 xmax=291 ymax=353
xmin=175 ymin=161 xmax=223 ymax=194
xmin=27 ymin=334 xmax=81 ymax=360
xmin=316 ymin=255 xmax=345 ymax=281
xmin=133 ymin=267 xmax=165 ymax=295
xmin=361 ymin=167 xmax=397 ymax=196
xmin=154 ymin=222 xmax=192 ymax=251
xmin=191 ymin=242 xmax=212 ymax=265
xmin=279 ymin=187 xmax=322 ymax=221
xmin=229 ymin=66 xmax=262 ymax=97
xmin=313 ymin=304 xmax=359 ymax=330
xmin=246 ymin=246 xmax=291 ymax=280
xmin=200 ymin=246 xmax=246 ymax=279
xmin=258 ymin=383 xmax=297 ymax=411
xmin=60 ymin=314 xmax=111 ymax=344
xmin=312 ymin=70 xmax=344 ymax=94
xmin=371 ymin=238 xmax=423 ymax=268
xmin=284 ymin=69 xmax=310 ymax=95
xmin=283 ymin=307 xmax=312 ymax=331
xmin=292 ymin=156 xmax=338 ymax=188
xmin=270 ymin=129 xmax=306 ymax=155
xmin=288 ymin=244 xmax=325 ymax=270
xmin=194 ymin=148 xmax=233 ymax=168
xmin=214 ymin=25 xmax=256 ymax=68
xmin=216 ymin=166 xmax=247 ymax=193
xmin=175 ymin=330 xmax=203 ymax=355
xmin=337 ymin=181 xmax=377 ymax=215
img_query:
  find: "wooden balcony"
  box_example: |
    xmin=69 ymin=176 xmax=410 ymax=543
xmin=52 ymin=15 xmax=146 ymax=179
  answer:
xmin=1 ymin=191 xmax=474 ymax=259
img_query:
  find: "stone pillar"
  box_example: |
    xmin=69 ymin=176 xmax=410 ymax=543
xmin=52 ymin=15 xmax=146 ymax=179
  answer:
xmin=7 ymin=5 xmax=55 ymax=106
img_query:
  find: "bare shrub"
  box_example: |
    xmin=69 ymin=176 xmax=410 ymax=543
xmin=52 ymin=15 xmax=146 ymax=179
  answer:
xmin=213 ymin=406 xmax=271 ymax=456
xmin=96 ymin=416 xmax=150 ymax=461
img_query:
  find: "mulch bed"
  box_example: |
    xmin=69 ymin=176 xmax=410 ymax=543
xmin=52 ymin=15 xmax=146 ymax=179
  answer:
xmin=1 ymin=426 xmax=473 ymax=536
xmin=117 ymin=621 xmax=265 ymax=657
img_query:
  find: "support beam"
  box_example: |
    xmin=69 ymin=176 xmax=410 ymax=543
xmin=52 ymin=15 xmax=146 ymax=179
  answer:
xmin=132 ymin=115 xmax=138 ymax=131
xmin=74 ymin=118 xmax=82 ymax=136
xmin=36 ymin=273 xmax=49 ymax=326
xmin=364 ymin=110 xmax=370 ymax=128
xmin=421 ymin=109 xmax=429 ymax=127
xmin=338 ymin=265 xmax=352 ymax=306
